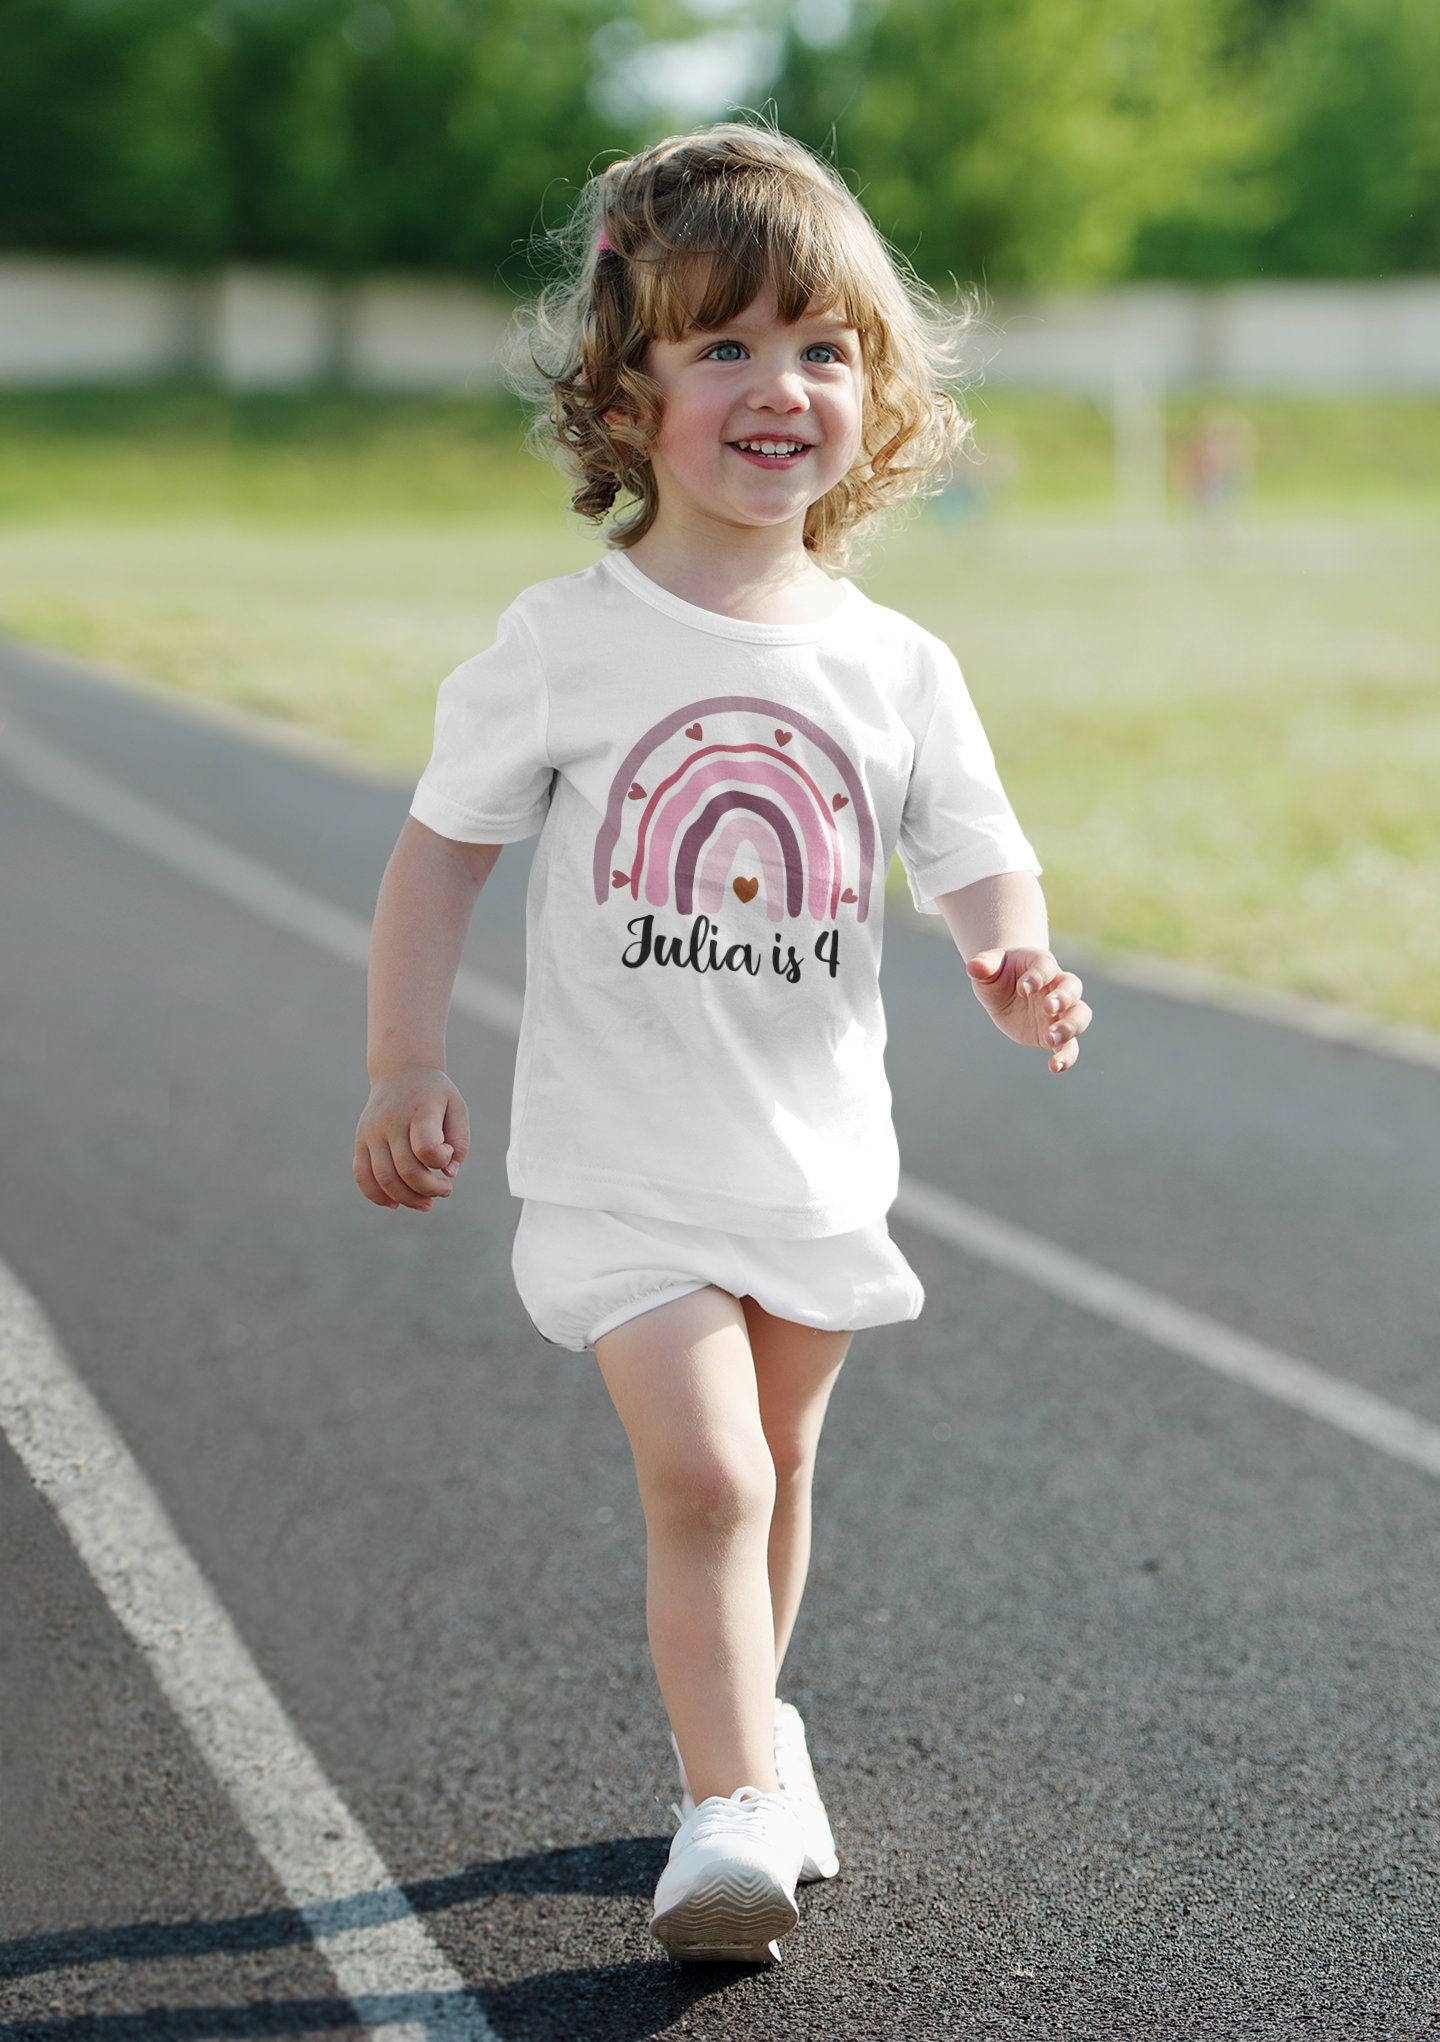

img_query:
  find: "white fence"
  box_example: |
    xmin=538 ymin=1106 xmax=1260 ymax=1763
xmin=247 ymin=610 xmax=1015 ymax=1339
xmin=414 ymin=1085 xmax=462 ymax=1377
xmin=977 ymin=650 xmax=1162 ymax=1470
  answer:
xmin=1 ymin=256 xmax=1437 ymax=394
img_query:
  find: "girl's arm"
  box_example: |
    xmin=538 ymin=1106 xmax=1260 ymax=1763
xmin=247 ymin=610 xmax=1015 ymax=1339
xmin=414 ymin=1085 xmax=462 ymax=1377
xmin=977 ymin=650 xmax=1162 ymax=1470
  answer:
xmin=355 ymin=818 xmax=501 ymax=1212
xmin=367 ymin=817 xmax=500 ymax=1081
xmin=933 ymin=870 xmax=1093 ymax=1076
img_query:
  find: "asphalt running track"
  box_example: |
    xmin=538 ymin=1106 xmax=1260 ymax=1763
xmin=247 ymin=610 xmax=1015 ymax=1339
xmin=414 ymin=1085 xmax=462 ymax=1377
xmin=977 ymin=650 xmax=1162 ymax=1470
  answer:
xmin=2 ymin=636 xmax=1436 ymax=2040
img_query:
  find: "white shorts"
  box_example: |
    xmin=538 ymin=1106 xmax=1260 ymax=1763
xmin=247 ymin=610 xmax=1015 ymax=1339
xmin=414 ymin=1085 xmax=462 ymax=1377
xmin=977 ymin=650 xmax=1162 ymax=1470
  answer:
xmin=510 ymin=1198 xmax=926 ymax=1354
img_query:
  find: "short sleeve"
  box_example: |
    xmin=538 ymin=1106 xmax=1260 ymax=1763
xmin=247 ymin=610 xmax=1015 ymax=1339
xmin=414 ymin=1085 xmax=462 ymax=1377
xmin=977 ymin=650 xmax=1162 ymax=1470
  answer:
xmin=897 ymin=645 xmax=1041 ymax=914
xmin=408 ymin=603 xmax=555 ymax=844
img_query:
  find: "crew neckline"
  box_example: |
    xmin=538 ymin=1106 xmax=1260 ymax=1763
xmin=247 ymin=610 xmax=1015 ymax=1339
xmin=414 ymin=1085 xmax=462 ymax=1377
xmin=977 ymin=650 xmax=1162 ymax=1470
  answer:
xmin=601 ymin=548 xmax=862 ymax=644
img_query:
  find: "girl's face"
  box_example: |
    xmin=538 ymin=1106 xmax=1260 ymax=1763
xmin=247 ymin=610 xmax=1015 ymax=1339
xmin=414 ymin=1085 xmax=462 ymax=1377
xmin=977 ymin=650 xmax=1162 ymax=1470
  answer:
xmin=636 ymin=281 xmax=866 ymax=551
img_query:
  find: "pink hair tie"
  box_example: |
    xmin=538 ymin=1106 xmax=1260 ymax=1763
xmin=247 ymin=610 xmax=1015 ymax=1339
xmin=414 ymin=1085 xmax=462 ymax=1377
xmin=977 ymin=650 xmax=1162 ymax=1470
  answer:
xmin=595 ymin=231 xmax=612 ymax=253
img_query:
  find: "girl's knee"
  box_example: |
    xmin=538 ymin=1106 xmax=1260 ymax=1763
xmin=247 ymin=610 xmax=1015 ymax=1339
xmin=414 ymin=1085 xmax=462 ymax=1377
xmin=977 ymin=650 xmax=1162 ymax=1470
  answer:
xmin=640 ymin=1439 xmax=776 ymax=1536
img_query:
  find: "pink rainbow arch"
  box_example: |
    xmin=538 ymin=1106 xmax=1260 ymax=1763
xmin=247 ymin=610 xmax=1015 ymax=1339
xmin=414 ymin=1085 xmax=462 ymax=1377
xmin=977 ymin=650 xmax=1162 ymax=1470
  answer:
xmin=593 ymin=696 xmax=877 ymax=922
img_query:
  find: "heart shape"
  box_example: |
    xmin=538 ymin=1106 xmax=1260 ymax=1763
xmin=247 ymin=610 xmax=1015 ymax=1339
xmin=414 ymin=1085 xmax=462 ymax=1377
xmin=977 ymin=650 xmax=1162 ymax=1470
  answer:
xmin=611 ymin=870 xmax=630 ymax=887
xmin=686 ymin=722 xmax=703 ymax=740
xmin=841 ymin=887 xmax=857 ymax=903
xmin=733 ymin=876 xmax=759 ymax=903
xmin=628 ymin=782 xmax=645 ymax=800
xmin=775 ymin=728 xmax=792 ymax=745
xmin=832 ymin=793 xmax=849 ymax=811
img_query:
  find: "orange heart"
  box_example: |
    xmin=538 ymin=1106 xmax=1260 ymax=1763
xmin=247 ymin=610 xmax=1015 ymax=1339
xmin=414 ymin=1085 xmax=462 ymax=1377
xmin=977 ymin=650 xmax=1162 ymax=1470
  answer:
xmin=775 ymin=728 xmax=792 ymax=745
xmin=832 ymin=793 xmax=849 ymax=811
xmin=733 ymin=876 xmax=759 ymax=903
xmin=841 ymin=887 xmax=857 ymax=903
xmin=628 ymin=782 xmax=645 ymax=799
xmin=612 ymin=871 xmax=630 ymax=887
xmin=686 ymin=722 xmax=703 ymax=739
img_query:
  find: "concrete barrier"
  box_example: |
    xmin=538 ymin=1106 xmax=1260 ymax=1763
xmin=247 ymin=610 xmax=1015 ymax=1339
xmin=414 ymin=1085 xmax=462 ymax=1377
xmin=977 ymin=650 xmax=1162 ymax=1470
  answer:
xmin=1 ymin=255 xmax=1437 ymax=394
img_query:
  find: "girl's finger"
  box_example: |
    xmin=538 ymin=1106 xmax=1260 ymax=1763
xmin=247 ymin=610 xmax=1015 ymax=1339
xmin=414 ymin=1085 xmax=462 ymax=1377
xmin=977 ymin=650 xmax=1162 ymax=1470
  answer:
xmin=386 ymin=1133 xmax=455 ymax=1200
xmin=1018 ymin=956 xmax=1061 ymax=998
xmin=374 ymin=1144 xmax=435 ymax=1211
xmin=1042 ymin=974 xmax=1085 ymax=1017
xmin=354 ymin=1148 xmax=400 ymax=1209
xmin=442 ymin=1094 xmax=471 ymax=1167
xmin=1045 ymin=1000 xmax=1093 ymax=1047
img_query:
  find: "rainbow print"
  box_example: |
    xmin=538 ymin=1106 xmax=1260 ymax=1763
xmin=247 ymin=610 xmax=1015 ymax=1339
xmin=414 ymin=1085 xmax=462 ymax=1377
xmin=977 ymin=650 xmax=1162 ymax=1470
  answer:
xmin=593 ymin=696 xmax=878 ymax=924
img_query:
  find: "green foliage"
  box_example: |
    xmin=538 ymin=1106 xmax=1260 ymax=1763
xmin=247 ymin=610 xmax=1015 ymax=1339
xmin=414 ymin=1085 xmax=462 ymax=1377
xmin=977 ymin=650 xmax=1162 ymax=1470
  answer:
xmin=0 ymin=0 xmax=1434 ymax=283
xmin=0 ymin=0 xmax=228 ymax=258
xmin=764 ymin=0 xmax=1267 ymax=286
xmin=1250 ymin=0 xmax=1440 ymax=275
xmin=1134 ymin=0 xmax=1440 ymax=277
xmin=0 ymin=0 xmax=675 ymax=278
xmin=736 ymin=0 xmax=1439 ymax=284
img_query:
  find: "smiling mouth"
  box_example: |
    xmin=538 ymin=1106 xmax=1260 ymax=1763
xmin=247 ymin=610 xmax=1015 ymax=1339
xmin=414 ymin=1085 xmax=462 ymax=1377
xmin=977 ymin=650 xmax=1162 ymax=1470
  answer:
xmin=727 ymin=440 xmax=812 ymax=465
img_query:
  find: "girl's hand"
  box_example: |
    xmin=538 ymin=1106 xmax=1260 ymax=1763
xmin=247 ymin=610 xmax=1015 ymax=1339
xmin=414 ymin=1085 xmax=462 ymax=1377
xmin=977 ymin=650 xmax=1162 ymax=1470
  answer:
xmin=965 ymin=948 xmax=1092 ymax=1074
xmin=354 ymin=1066 xmax=471 ymax=1211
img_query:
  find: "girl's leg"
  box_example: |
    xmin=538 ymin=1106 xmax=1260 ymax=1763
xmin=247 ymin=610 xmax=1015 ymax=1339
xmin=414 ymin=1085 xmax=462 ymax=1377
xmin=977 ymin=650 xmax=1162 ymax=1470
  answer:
xmin=741 ymin=1297 xmax=851 ymax=1685
xmin=593 ymin=1285 xmax=780 ymax=1805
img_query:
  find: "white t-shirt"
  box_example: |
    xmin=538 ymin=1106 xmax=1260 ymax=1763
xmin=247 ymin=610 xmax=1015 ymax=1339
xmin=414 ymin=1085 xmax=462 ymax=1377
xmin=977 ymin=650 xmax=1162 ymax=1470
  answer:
xmin=409 ymin=547 xmax=1041 ymax=1237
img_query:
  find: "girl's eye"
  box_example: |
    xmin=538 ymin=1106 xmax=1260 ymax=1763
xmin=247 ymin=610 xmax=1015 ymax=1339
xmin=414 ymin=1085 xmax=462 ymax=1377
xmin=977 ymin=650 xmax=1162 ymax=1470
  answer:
xmin=703 ymin=342 xmax=843 ymax=364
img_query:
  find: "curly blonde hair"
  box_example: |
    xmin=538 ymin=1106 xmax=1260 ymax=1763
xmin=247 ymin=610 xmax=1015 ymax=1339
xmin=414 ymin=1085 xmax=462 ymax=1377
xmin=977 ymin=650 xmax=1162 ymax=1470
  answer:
xmin=500 ymin=115 xmax=981 ymax=575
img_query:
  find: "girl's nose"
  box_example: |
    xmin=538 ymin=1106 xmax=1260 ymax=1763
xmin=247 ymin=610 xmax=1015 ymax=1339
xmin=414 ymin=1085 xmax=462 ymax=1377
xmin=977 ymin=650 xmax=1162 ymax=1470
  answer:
xmin=747 ymin=363 xmax=808 ymax=409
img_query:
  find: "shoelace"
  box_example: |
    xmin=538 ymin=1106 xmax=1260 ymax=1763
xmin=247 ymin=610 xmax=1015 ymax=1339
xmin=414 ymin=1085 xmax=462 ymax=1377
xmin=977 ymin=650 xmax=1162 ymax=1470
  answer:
xmin=671 ymin=1706 xmax=821 ymax=1821
xmin=668 ymin=1784 xmax=795 ymax=1843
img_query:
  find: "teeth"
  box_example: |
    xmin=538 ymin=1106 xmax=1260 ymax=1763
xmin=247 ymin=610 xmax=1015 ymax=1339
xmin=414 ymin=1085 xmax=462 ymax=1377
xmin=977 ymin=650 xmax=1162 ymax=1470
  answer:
xmin=735 ymin=440 xmax=805 ymax=455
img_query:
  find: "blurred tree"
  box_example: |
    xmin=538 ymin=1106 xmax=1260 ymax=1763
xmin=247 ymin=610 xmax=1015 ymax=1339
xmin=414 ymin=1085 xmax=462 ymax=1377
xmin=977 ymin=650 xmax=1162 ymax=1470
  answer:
xmin=0 ymin=0 xmax=229 ymax=259
xmin=206 ymin=0 xmax=668 ymax=276
xmin=1 ymin=0 xmax=1434 ymax=284
xmin=762 ymin=0 xmax=1265 ymax=287
xmin=212 ymin=0 xmax=358 ymax=266
xmin=1248 ymin=0 xmax=1440 ymax=275
xmin=1134 ymin=0 xmax=1440 ymax=276
xmin=0 ymin=0 xmax=692 ymax=279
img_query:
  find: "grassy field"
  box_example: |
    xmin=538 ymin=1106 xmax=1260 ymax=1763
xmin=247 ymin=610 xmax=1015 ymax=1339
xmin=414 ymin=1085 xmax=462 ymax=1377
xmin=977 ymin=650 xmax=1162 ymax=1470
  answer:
xmin=0 ymin=388 xmax=1435 ymax=1035
xmin=2 ymin=385 xmax=1439 ymax=521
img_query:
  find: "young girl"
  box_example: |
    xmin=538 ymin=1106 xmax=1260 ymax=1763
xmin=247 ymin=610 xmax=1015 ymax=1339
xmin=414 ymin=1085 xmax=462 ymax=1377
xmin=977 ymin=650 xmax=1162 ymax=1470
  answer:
xmin=354 ymin=119 xmax=1091 ymax=1966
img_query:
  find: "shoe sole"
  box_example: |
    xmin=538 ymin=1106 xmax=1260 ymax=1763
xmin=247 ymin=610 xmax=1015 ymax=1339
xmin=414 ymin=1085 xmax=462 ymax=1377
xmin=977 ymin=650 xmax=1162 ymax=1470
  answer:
xmin=651 ymin=1862 xmax=800 ymax=1964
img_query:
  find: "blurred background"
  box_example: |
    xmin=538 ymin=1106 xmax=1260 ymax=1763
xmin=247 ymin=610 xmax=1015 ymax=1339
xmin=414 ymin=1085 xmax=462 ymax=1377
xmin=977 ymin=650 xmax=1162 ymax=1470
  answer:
xmin=0 ymin=0 xmax=1435 ymax=1030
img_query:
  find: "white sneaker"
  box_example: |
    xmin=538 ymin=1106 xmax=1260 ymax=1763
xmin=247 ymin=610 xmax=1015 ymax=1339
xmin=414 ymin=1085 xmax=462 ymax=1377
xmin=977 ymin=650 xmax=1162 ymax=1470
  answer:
xmin=670 ymin=1696 xmax=841 ymax=1882
xmin=650 ymin=1785 xmax=806 ymax=1963
xmin=771 ymin=1699 xmax=841 ymax=1880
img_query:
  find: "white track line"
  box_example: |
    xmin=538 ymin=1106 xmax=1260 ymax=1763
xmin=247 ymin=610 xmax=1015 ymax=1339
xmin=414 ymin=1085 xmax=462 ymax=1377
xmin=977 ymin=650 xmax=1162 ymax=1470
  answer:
xmin=2 ymin=709 xmax=1438 ymax=2019
xmin=901 ymin=902 xmax=1440 ymax=1072
xmin=0 ymin=715 xmax=522 ymax=1034
xmin=1062 ymin=942 xmax=1440 ymax=1071
xmin=0 ymin=1263 xmax=498 ymax=2041
xmin=892 ymin=1179 xmax=1440 ymax=1481
xmin=2 ymin=710 xmax=1436 ymax=1485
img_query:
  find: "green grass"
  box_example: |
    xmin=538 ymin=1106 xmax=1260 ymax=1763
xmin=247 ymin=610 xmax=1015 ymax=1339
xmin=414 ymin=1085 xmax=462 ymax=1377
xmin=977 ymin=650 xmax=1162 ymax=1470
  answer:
xmin=879 ymin=520 xmax=1438 ymax=1029
xmin=962 ymin=388 xmax=1440 ymax=517
xmin=2 ymin=385 xmax=1439 ymax=523
xmin=0 ymin=387 xmax=1435 ymax=1035
xmin=0 ymin=386 xmax=560 ymax=525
